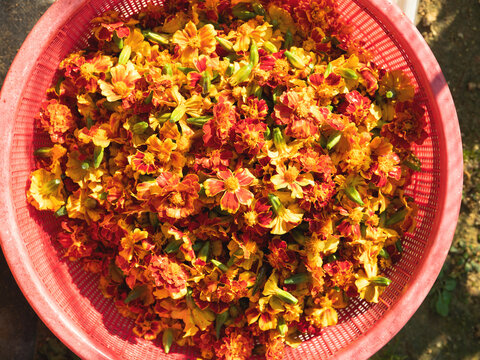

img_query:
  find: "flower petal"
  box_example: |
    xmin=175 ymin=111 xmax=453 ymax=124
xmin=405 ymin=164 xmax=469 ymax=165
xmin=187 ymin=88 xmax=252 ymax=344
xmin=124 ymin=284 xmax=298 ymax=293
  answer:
xmin=203 ymin=178 xmax=225 ymax=197
xmin=235 ymin=188 xmax=254 ymax=206
xmin=217 ymin=169 xmax=234 ymax=181
xmin=235 ymin=168 xmax=255 ymax=186
xmin=220 ymin=191 xmax=240 ymax=214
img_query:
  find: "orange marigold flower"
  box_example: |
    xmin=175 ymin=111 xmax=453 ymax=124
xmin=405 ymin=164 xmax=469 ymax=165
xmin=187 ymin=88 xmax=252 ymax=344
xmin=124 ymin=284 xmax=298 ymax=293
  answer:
xmin=273 ymin=90 xmax=325 ymax=139
xmin=299 ymin=180 xmax=336 ymax=211
xmin=203 ymin=168 xmax=255 ymax=214
xmin=216 ymin=327 xmax=254 ymax=360
xmin=297 ymin=147 xmax=336 ymax=178
xmin=118 ymin=228 xmax=150 ymax=263
xmin=98 ymin=62 xmax=141 ymax=102
xmin=265 ymin=335 xmax=286 ymax=360
xmin=38 ymin=99 xmax=76 ymax=144
xmin=91 ymin=11 xmax=136 ymax=41
xmin=172 ymin=21 xmax=217 ymax=63
xmin=239 ymin=96 xmax=269 ymax=121
xmin=230 ymin=19 xmax=270 ymax=52
xmin=323 ymin=260 xmax=355 ymax=291
xmin=337 ymin=90 xmax=372 ymax=126
xmin=148 ymin=254 xmax=188 ymax=299
xmin=132 ymin=310 xmax=163 ymax=341
xmin=258 ymin=50 xmax=292 ymax=88
xmin=150 ymin=172 xmax=201 ymax=220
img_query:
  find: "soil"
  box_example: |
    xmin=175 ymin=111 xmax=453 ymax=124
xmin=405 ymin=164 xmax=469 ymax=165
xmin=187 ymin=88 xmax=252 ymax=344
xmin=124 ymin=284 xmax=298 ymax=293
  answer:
xmin=1 ymin=0 xmax=479 ymax=359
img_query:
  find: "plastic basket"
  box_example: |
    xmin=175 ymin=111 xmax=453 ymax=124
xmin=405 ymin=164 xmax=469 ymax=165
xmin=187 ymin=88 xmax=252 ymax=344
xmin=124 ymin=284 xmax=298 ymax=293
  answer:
xmin=0 ymin=0 xmax=462 ymax=359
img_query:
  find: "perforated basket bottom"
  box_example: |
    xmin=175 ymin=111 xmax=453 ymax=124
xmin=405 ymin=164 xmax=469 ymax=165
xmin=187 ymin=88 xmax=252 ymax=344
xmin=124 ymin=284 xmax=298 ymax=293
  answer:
xmin=8 ymin=0 xmax=443 ymax=359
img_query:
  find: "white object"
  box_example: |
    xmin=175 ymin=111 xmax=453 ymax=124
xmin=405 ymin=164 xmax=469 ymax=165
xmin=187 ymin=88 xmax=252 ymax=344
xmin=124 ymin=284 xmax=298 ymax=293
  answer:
xmin=392 ymin=0 xmax=420 ymax=23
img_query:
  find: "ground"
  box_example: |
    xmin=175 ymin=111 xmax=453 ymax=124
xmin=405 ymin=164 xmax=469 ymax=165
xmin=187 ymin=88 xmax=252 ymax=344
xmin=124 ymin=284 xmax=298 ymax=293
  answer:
xmin=0 ymin=0 xmax=479 ymax=359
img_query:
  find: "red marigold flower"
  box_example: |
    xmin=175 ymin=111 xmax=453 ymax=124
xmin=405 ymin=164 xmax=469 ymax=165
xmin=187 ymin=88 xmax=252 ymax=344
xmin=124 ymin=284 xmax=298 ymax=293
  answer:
xmin=266 ymin=237 xmax=297 ymax=271
xmin=323 ymin=260 xmax=355 ymax=290
xmin=381 ymin=101 xmax=428 ymax=148
xmin=337 ymin=90 xmax=372 ymax=125
xmin=91 ymin=11 xmax=134 ymax=41
xmin=233 ymin=118 xmax=267 ymax=156
xmin=273 ymin=90 xmax=325 ymax=139
xmin=299 ymin=180 xmax=336 ymax=211
xmin=257 ymin=50 xmax=291 ymax=88
xmin=148 ymin=254 xmax=188 ymax=298
xmin=204 ymin=168 xmax=255 ymax=214
xmin=132 ymin=310 xmax=162 ymax=341
xmin=57 ymin=220 xmax=96 ymax=261
xmin=194 ymin=148 xmax=233 ymax=175
xmin=129 ymin=150 xmax=160 ymax=175
xmin=203 ymin=97 xmax=237 ymax=147
xmin=38 ymin=99 xmax=76 ymax=143
xmin=216 ymin=327 xmax=254 ymax=360
xmin=240 ymin=197 xmax=273 ymax=236
xmin=297 ymin=147 xmax=336 ymax=178
xmin=150 ymin=172 xmax=201 ymax=220
xmin=239 ymin=96 xmax=269 ymax=121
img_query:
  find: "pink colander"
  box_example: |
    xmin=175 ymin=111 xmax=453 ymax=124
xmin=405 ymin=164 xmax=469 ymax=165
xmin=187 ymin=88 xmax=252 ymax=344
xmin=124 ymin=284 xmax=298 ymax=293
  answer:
xmin=0 ymin=0 xmax=462 ymax=359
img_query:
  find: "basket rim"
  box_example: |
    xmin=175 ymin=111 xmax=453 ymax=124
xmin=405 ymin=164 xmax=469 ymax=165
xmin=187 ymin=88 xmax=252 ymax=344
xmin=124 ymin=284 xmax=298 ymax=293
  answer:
xmin=0 ymin=0 xmax=463 ymax=359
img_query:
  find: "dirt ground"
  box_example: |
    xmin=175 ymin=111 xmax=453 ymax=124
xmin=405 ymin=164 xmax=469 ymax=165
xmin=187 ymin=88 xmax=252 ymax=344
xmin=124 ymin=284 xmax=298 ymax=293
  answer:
xmin=0 ymin=0 xmax=478 ymax=359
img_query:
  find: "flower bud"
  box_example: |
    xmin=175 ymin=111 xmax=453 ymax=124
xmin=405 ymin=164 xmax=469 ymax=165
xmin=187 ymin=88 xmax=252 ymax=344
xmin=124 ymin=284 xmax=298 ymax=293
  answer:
xmin=345 ymin=185 xmax=364 ymax=206
xmin=215 ymin=36 xmax=234 ymax=52
xmin=284 ymin=50 xmax=305 ymax=69
xmin=230 ymin=63 xmax=253 ymax=86
xmin=143 ymin=30 xmax=169 ymax=45
xmin=162 ymin=328 xmax=174 ymax=354
xmin=275 ymin=288 xmax=298 ymax=305
xmin=263 ymin=41 xmax=278 ymax=53
xmin=118 ymin=45 xmax=131 ymax=65
xmin=341 ymin=68 xmax=359 ymax=80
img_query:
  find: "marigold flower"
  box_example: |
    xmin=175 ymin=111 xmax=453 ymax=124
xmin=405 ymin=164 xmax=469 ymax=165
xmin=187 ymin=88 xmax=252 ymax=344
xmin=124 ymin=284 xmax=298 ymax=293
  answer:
xmin=150 ymin=173 xmax=201 ymax=220
xmin=27 ymin=167 xmax=65 ymax=211
xmin=240 ymin=197 xmax=273 ymax=235
xmin=230 ymin=19 xmax=271 ymax=52
xmin=270 ymin=163 xmax=314 ymax=198
xmin=233 ymin=117 xmax=267 ymax=156
xmin=38 ymin=100 xmax=76 ymax=144
xmin=216 ymin=327 xmax=254 ymax=360
xmin=273 ymin=90 xmax=325 ymax=139
xmin=379 ymin=69 xmax=415 ymax=102
xmin=203 ymin=97 xmax=237 ymax=148
xmin=98 ymin=61 xmax=141 ymax=102
xmin=268 ymin=193 xmax=304 ymax=235
xmin=173 ymin=21 xmax=217 ymax=63
xmin=148 ymin=254 xmax=188 ymax=299
xmin=204 ymin=168 xmax=255 ymax=214
xmin=266 ymin=237 xmax=297 ymax=271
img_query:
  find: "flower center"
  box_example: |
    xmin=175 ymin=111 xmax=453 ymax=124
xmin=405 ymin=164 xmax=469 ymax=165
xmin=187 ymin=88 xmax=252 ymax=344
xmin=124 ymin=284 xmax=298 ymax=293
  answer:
xmin=244 ymin=211 xmax=258 ymax=227
xmin=170 ymin=192 xmax=185 ymax=206
xmin=273 ymin=58 xmax=290 ymax=76
xmin=283 ymin=166 xmax=299 ymax=184
xmin=295 ymin=102 xmax=311 ymax=119
xmin=224 ymin=176 xmax=240 ymax=192
xmin=187 ymin=36 xmax=201 ymax=49
xmin=143 ymin=152 xmax=156 ymax=165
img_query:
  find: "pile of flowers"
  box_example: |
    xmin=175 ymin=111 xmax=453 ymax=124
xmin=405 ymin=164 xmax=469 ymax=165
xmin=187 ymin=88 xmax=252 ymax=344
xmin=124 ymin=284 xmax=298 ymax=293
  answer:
xmin=27 ymin=0 xmax=427 ymax=358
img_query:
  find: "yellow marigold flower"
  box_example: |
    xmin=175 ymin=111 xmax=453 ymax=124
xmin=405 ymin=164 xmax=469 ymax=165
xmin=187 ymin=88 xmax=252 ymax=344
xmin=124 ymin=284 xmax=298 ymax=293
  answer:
xmin=268 ymin=194 xmax=304 ymax=235
xmin=27 ymin=167 xmax=65 ymax=211
xmin=270 ymin=163 xmax=314 ymax=198
xmin=161 ymin=12 xmax=189 ymax=34
xmin=379 ymin=70 xmax=415 ymax=102
xmin=65 ymin=150 xmax=105 ymax=185
xmin=230 ymin=19 xmax=271 ymax=52
xmin=98 ymin=61 xmax=141 ymax=102
xmin=267 ymin=4 xmax=296 ymax=34
xmin=354 ymin=269 xmax=390 ymax=303
xmin=66 ymin=189 xmax=103 ymax=222
xmin=172 ymin=21 xmax=217 ymax=64
xmin=119 ymin=228 xmax=149 ymax=262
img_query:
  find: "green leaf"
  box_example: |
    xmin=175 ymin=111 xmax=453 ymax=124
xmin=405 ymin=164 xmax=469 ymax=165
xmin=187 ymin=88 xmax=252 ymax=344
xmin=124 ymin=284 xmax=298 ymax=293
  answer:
xmin=435 ymin=290 xmax=452 ymax=317
xmin=444 ymin=277 xmax=457 ymax=291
